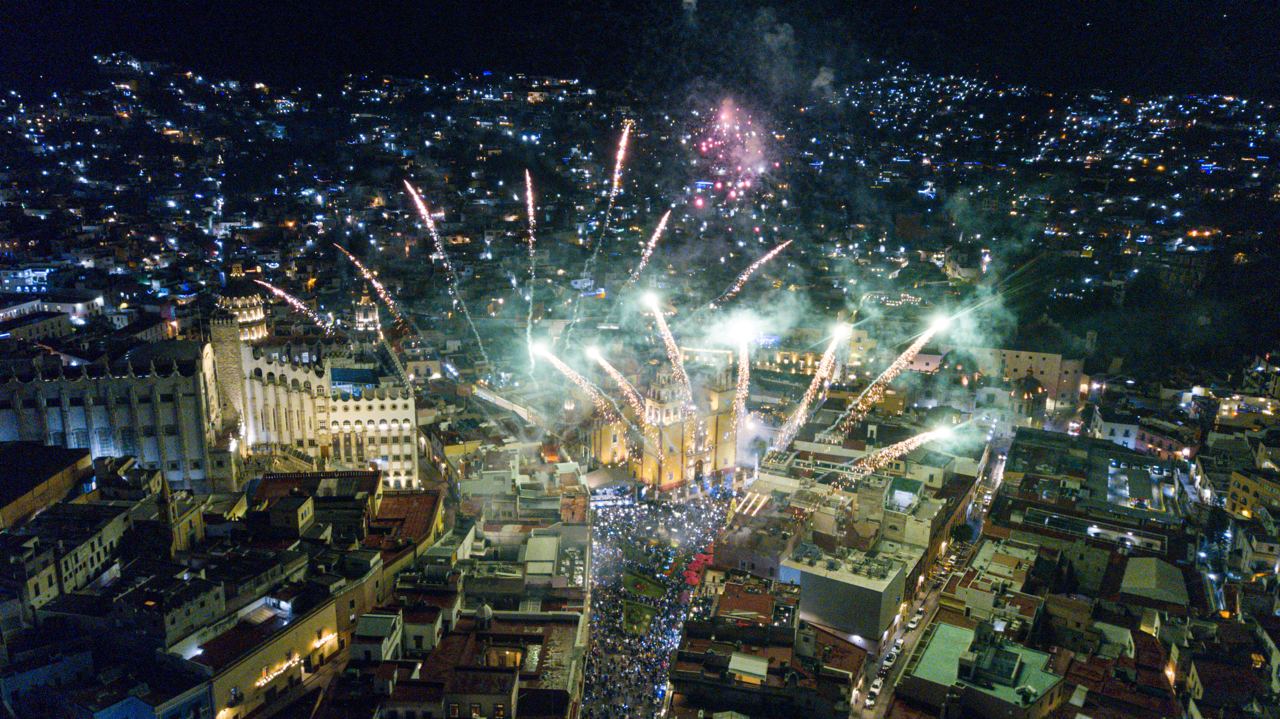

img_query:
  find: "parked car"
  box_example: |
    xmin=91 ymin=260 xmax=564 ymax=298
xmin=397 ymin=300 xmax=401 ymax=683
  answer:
xmin=883 ymin=651 xmax=899 ymax=670
xmin=908 ymin=616 xmax=920 ymax=630
xmin=870 ymin=676 xmax=884 ymax=694
xmin=865 ymin=695 xmax=877 ymax=709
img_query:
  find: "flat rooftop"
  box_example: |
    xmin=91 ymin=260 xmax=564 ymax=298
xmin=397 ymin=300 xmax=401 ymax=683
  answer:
xmin=908 ymin=623 xmax=1059 ymax=706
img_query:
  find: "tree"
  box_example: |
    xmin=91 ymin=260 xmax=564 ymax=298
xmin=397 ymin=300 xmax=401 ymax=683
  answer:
xmin=950 ymin=523 xmax=975 ymax=544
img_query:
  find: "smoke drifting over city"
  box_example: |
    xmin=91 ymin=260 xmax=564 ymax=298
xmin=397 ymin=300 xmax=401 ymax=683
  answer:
xmin=0 ymin=4 xmax=1276 ymax=719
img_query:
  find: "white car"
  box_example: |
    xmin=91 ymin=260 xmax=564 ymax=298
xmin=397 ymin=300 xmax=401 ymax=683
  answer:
xmin=870 ymin=677 xmax=884 ymax=695
xmin=865 ymin=695 xmax=877 ymax=709
xmin=908 ymin=616 xmax=920 ymax=630
xmin=883 ymin=651 xmax=899 ymax=670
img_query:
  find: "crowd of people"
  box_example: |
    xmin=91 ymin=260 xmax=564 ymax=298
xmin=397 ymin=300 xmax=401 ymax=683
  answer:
xmin=582 ymin=489 xmax=730 ymax=718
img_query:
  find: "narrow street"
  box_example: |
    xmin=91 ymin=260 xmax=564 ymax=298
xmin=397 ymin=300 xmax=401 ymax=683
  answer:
xmin=860 ymin=578 xmax=945 ymax=718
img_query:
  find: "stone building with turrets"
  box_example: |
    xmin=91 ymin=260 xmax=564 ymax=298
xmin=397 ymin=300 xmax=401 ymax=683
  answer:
xmin=0 ymin=341 xmax=237 ymax=492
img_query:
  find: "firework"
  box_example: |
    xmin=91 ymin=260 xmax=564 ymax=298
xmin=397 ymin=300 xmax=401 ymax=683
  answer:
xmin=533 ymin=343 xmax=619 ymax=423
xmin=588 ymin=346 xmax=645 ymax=419
xmin=566 ymin=120 xmax=635 ymax=344
xmin=732 ymin=339 xmax=751 ymax=436
xmin=601 ymin=118 xmax=634 ymax=240
xmin=402 ymin=181 xmax=489 ymax=364
xmin=709 ymin=240 xmax=793 ymax=309
xmin=626 ymin=209 xmax=671 ymax=286
xmin=770 ymin=323 xmax=849 ymax=452
xmin=831 ymin=425 xmax=957 ymax=492
xmin=644 ymin=293 xmax=694 ymax=410
xmin=833 ymin=315 xmax=951 ymax=434
xmin=253 ymin=280 xmax=335 ymax=334
xmin=525 ymin=170 xmax=537 ymax=364
xmin=331 ymin=244 xmax=409 ymax=330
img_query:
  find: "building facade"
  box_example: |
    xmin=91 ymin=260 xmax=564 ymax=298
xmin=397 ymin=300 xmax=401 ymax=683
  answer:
xmin=218 ymin=342 xmax=421 ymax=489
xmin=0 ymin=342 xmax=230 ymax=491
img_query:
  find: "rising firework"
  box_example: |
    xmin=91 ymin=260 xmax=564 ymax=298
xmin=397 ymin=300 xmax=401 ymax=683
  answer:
xmin=332 ymin=244 xmax=409 ymax=331
xmin=533 ymin=343 xmax=619 ymax=423
xmin=566 ymin=120 xmax=635 ymax=343
xmin=253 ymin=280 xmax=335 ymax=335
xmin=601 ymin=118 xmax=634 ymax=240
xmin=732 ymin=340 xmax=751 ymax=436
xmin=830 ymin=425 xmax=958 ymax=492
xmin=833 ymin=315 xmax=950 ymax=434
xmin=525 ymin=170 xmax=538 ymax=364
xmin=626 ymin=209 xmax=671 ymax=287
xmin=587 ymin=346 xmax=645 ymax=420
xmin=644 ymin=293 xmax=694 ymax=410
xmin=770 ymin=323 xmax=849 ymax=452
xmin=709 ymin=240 xmax=793 ymax=309
xmin=403 ymin=180 xmax=489 ymax=365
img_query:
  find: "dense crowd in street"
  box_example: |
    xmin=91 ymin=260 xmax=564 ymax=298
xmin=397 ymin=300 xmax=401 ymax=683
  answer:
xmin=583 ymin=490 xmax=730 ymax=718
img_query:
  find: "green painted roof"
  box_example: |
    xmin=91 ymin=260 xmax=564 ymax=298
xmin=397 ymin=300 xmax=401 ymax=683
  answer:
xmin=909 ymin=623 xmax=1060 ymax=706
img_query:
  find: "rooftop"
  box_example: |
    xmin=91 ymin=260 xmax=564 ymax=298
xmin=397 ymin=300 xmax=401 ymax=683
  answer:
xmin=0 ymin=442 xmax=90 ymax=508
xmin=907 ymin=622 xmax=1061 ymax=707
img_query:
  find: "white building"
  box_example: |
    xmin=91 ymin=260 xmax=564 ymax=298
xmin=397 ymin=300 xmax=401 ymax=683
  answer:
xmin=780 ymin=543 xmax=909 ymax=651
xmin=228 ymin=344 xmax=420 ymax=489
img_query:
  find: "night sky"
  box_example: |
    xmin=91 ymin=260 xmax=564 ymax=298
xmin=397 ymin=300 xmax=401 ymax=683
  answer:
xmin=2 ymin=1 xmax=1279 ymax=99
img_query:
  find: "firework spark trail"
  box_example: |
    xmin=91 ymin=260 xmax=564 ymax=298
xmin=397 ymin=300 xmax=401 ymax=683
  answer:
xmin=709 ymin=240 xmax=793 ymax=309
xmin=770 ymin=327 xmax=847 ymax=452
xmin=534 ymin=346 xmax=619 ymax=423
xmin=253 ymin=280 xmax=335 ymax=335
xmin=647 ymin=300 xmax=695 ymax=411
xmin=600 ymin=118 xmax=634 ymax=241
xmin=830 ymin=426 xmax=958 ymax=493
xmin=331 ymin=244 xmax=409 ymax=330
xmin=731 ymin=340 xmax=751 ymax=436
xmin=625 ymin=209 xmax=671 ymax=287
xmin=834 ymin=320 xmax=947 ymax=434
xmin=403 ymin=181 xmax=490 ymax=365
xmin=566 ymin=120 xmax=634 ymax=344
xmin=589 ymin=349 xmax=645 ymax=419
xmin=525 ymin=170 xmax=537 ymax=364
